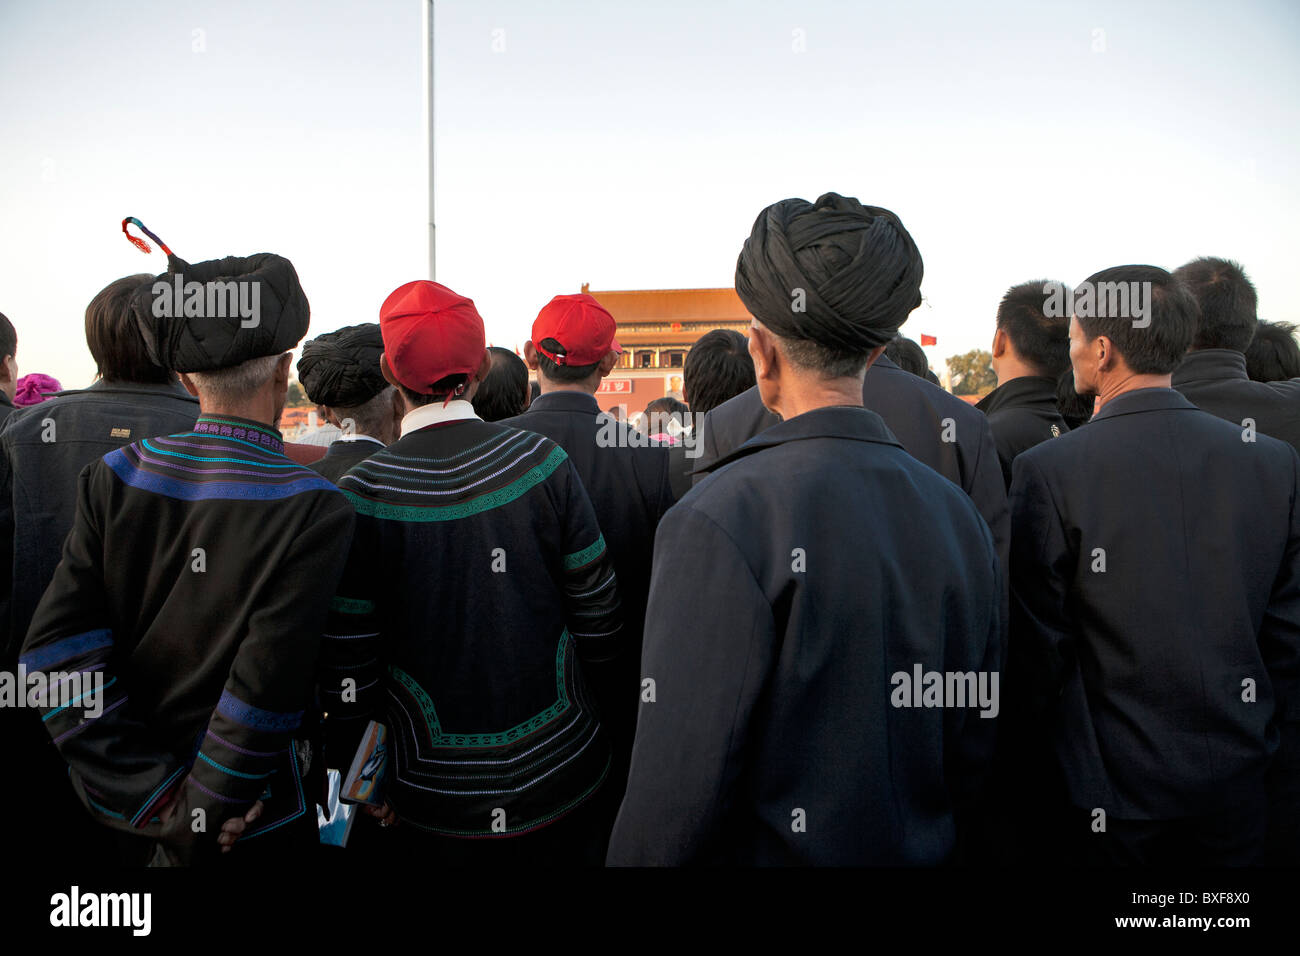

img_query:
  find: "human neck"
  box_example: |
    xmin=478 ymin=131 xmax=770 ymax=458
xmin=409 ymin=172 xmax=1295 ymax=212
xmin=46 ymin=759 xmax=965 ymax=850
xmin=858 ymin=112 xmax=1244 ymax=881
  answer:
xmin=768 ymin=374 xmax=865 ymax=420
xmin=1093 ymin=371 xmax=1171 ymax=411
xmin=199 ymin=396 xmax=280 ymax=429
xmin=537 ymin=377 xmax=598 ymax=396
xmin=994 ymin=355 xmax=1044 ymax=386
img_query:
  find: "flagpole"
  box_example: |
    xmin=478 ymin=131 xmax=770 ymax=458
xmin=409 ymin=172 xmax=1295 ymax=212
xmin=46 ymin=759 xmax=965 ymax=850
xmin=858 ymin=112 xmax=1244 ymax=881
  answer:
xmin=424 ymin=0 xmax=436 ymax=281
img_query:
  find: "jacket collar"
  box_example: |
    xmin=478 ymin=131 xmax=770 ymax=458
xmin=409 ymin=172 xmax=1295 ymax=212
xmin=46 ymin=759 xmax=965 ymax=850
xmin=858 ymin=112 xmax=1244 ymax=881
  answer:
xmin=1090 ymin=386 xmax=1199 ymax=423
xmin=697 ymin=404 xmax=902 ymax=475
xmin=193 ymin=414 xmax=285 ymax=455
xmin=1171 ymin=349 xmax=1249 ymax=386
xmin=54 ymin=378 xmax=198 ymax=404
xmin=975 ymin=376 xmax=1059 ymax=415
xmin=400 ymin=399 xmax=479 ymax=437
xmin=526 ymin=390 xmax=600 ymax=414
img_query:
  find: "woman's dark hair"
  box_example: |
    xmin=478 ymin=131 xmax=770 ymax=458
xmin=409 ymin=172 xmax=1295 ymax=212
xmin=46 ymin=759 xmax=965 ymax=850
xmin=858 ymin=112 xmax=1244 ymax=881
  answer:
xmin=87 ymin=274 xmax=173 ymax=383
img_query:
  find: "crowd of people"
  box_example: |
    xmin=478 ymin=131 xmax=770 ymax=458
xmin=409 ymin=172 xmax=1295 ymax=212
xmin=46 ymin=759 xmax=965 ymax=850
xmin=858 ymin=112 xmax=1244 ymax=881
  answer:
xmin=0 ymin=193 xmax=1297 ymax=867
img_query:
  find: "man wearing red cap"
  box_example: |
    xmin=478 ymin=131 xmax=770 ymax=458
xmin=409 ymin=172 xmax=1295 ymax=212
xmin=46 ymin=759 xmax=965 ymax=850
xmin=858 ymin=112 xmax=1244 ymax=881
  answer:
xmin=320 ymin=281 xmax=623 ymax=864
xmin=501 ymin=293 xmax=675 ymax=854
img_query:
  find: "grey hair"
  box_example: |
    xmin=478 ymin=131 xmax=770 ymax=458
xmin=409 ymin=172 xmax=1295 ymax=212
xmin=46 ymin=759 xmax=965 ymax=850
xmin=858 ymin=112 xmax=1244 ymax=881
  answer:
xmin=187 ymin=353 xmax=285 ymax=401
xmin=332 ymin=385 xmax=397 ymax=437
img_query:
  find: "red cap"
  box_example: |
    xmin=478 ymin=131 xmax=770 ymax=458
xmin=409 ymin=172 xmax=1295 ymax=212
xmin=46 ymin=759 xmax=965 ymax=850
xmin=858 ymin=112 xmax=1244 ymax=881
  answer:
xmin=531 ymin=294 xmax=621 ymax=366
xmin=379 ymin=280 xmax=486 ymax=394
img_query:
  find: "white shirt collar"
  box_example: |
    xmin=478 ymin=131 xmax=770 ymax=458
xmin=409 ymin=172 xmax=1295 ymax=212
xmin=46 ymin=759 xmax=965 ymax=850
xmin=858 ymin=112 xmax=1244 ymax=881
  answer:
xmin=399 ymin=399 xmax=480 ymax=438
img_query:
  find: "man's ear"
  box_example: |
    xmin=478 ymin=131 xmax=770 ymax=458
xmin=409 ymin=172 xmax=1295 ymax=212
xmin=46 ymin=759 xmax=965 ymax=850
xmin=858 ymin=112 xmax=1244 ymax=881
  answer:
xmin=179 ymin=372 xmax=199 ymax=397
xmin=380 ymin=353 xmax=401 ymax=388
xmin=1094 ymin=335 xmax=1114 ymax=372
xmin=522 ymin=341 xmax=540 ymax=371
xmin=991 ymin=328 xmax=1007 ymax=359
xmin=473 ymin=349 xmax=493 ymax=383
xmin=747 ymin=323 xmax=778 ymax=381
xmin=275 ymin=352 xmax=293 ymax=387
xmin=864 ymin=344 xmax=888 ymax=372
xmin=598 ymin=351 xmax=620 ymax=377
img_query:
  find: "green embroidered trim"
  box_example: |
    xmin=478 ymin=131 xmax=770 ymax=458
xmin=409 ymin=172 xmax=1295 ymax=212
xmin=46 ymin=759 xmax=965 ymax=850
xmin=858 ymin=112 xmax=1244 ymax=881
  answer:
xmin=388 ymin=632 xmax=573 ymax=748
xmin=563 ymin=533 xmax=607 ymax=570
xmin=330 ymin=596 xmax=375 ymax=614
xmin=344 ymin=445 xmax=566 ymax=522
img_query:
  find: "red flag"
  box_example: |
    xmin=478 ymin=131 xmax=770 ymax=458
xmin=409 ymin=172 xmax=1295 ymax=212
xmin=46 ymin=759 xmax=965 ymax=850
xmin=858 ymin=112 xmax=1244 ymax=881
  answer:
xmin=920 ymin=334 xmax=937 ymax=346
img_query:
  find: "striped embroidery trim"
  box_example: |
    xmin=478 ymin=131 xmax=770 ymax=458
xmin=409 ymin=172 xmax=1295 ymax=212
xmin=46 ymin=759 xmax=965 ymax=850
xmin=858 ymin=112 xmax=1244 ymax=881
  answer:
xmin=19 ymin=628 xmax=112 ymax=673
xmin=344 ymin=445 xmax=566 ymax=522
xmin=563 ymin=534 xmax=607 ymax=570
xmin=216 ymin=690 xmax=303 ymax=733
xmin=330 ymin=596 xmax=375 ymax=614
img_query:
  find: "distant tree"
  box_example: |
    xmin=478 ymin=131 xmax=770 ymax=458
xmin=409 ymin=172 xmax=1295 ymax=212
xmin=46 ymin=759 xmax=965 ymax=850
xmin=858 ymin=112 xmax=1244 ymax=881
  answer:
xmin=285 ymin=380 xmax=310 ymax=407
xmin=946 ymin=349 xmax=997 ymax=396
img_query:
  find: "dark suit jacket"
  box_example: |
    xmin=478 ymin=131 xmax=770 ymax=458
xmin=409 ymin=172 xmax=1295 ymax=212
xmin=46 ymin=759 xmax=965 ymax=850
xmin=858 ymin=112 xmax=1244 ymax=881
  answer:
xmin=608 ymin=405 xmax=1003 ymax=865
xmin=696 ymin=354 xmax=1009 ymax=578
xmin=1009 ymin=388 xmax=1300 ymax=821
xmin=309 ymin=436 xmax=384 ymax=484
xmin=975 ymin=376 xmax=1069 ymax=489
xmin=501 ymin=391 xmax=676 ymax=796
xmin=1173 ymin=349 xmax=1300 ymax=453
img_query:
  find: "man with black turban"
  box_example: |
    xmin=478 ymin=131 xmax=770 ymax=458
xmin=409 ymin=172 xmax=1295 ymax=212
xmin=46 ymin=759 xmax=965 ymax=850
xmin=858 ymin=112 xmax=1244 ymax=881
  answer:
xmin=297 ymin=323 xmax=402 ymax=482
xmin=694 ymin=197 xmax=1009 ymax=595
xmin=21 ymin=250 xmax=354 ymax=866
xmin=609 ymin=193 xmax=1004 ymax=865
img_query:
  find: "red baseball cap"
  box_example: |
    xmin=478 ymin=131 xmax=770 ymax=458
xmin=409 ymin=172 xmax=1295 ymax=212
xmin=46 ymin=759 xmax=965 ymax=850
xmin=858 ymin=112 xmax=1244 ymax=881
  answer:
xmin=379 ymin=280 xmax=486 ymax=394
xmin=531 ymin=294 xmax=621 ymax=366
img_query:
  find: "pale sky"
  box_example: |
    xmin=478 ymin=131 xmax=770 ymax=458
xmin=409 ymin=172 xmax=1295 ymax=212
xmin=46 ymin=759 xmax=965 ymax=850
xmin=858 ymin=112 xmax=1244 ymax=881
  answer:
xmin=1 ymin=0 xmax=1297 ymax=387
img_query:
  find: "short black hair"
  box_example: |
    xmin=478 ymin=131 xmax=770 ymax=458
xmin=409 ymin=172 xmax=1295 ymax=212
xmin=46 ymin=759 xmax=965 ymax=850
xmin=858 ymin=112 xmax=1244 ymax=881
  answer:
xmin=398 ymin=372 xmax=469 ymax=408
xmin=1172 ymin=257 xmax=1257 ymax=352
xmin=472 ymin=347 xmax=529 ymax=421
xmin=0 ymin=311 xmax=15 ymax=361
xmin=997 ymin=280 xmax=1071 ymax=377
xmin=1244 ymin=320 xmax=1300 ymax=383
xmin=682 ymin=329 xmax=755 ymax=417
xmin=883 ymin=335 xmax=929 ymax=379
xmin=535 ymin=337 xmax=601 ymax=385
xmin=88 ymin=274 xmax=173 ymax=383
xmin=1074 ymin=265 xmax=1195 ymax=375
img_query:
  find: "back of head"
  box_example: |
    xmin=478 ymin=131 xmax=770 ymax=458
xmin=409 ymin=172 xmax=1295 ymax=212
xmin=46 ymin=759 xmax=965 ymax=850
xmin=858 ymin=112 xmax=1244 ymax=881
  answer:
xmin=86 ymin=274 xmax=174 ymax=384
xmin=1074 ymin=265 xmax=1196 ymax=375
xmin=642 ymin=396 xmax=688 ymax=436
xmin=682 ymin=329 xmax=755 ymax=417
xmin=997 ymin=280 xmax=1071 ymax=378
xmin=1244 ymin=320 xmax=1300 ymax=383
xmin=1172 ymin=256 xmax=1257 ymax=353
xmin=735 ymin=192 xmax=924 ymax=378
xmin=883 ymin=335 xmax=930 ymax=379
xmin=474 ymin=347 xmax=530 ymax=421
xmin=0 ymin=310 xmax=16 ymax=362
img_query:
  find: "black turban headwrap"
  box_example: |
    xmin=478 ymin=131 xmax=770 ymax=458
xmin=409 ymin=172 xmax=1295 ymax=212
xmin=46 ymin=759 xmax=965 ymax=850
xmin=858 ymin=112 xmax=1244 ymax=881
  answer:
xmin=297 ymin=323 xmax=388 ymax=408
xmin=734 ymin=192 xmax=924 ymax=355
xmin=130 ymin=252 xmax=310 ymax=373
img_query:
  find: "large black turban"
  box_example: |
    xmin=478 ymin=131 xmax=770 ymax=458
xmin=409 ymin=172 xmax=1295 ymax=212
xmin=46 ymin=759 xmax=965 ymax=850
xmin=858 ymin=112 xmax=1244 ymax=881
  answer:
xmin=297 ymin=323 xmax=388 ymax=408
xmin=734 ymin=192 xmax=924 ymax=355
xmin=130 ymin=253 xmax=310 ymax=372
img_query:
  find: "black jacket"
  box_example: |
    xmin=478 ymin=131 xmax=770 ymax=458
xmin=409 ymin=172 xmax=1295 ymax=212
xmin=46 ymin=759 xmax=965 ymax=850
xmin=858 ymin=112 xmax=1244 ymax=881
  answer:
xmin=608 ymin=405 xmax=1003 ymax=865
xmin=0 ymin=379 xmax=199 ymax=660
xmin=1009 ymin=388 xmax=1300 ymax=820
xmin=1173 ymin=349 xmax=1300 ymax=453
xmin=501 ymin=392 xmax=676 ymax=798
xmin=696 ymin=355 xmax=1009 ymax=580
xmin=309 ymin=436 xmax=384 ymax=484
xmin=975 ymin=376 xmax=1069 ymax=489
